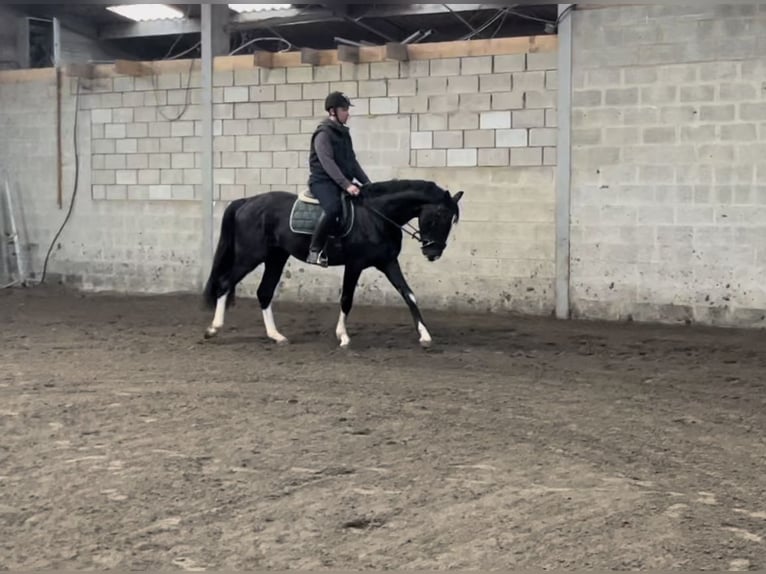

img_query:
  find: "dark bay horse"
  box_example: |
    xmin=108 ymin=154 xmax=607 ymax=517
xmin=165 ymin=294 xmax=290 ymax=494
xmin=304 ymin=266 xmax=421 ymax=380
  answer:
xmin=202 ymin=179 xmax=463 ymax=348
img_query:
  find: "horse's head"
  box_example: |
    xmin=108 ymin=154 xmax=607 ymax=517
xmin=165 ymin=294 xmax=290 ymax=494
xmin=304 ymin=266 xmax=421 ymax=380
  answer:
xmin=418 ymin=189 xmax=463 ymax=261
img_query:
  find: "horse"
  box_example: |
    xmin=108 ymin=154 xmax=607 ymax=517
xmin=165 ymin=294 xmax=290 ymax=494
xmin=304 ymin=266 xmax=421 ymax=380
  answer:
xmin=201 ymin=178 xmax=463 ymax=348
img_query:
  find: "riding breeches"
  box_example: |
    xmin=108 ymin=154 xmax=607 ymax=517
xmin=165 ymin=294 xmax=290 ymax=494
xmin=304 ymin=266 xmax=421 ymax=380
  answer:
xmin=309 ymin=181 xmax=343 ymax=231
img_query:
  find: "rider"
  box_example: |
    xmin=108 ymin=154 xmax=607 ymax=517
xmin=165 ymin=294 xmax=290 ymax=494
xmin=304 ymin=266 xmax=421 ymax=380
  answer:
xmin=305 ymin=91 xmax=371 ymax=267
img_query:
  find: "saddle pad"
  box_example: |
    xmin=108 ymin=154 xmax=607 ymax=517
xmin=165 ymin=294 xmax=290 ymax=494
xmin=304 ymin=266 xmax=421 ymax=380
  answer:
xmin=289 ymin=199 xmax=354 ymax=237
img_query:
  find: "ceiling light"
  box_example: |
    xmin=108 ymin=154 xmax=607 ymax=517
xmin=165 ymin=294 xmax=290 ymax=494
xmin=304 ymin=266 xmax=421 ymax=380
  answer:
xmin=228 ymin=4 xmax=293 ymax=14
xmin=106 ymin=4 xmax=184 ymax=22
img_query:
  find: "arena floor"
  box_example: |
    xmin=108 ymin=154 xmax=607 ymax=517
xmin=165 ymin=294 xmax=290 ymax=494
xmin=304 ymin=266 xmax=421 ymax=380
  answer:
xmin=1 ymin=286 xmax=765 ymax=570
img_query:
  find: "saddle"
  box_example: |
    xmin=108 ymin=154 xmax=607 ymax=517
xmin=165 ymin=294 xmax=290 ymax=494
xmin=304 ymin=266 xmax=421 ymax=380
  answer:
xmin=289 ymin=189 xmax=354 ymax=237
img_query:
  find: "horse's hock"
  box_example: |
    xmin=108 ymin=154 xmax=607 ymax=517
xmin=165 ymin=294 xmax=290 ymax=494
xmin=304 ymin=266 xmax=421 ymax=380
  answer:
xmin=1 ymin=5 xmax=765 ymax=328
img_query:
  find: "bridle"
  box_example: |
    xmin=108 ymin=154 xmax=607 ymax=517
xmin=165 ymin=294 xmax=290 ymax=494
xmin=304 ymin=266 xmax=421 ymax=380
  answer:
xmin=364 ymin=202 xmax=446 ymax=251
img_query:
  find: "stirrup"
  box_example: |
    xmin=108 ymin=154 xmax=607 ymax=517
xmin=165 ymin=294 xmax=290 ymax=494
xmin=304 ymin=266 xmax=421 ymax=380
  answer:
xmin=306 ymin=249 xmax=328 ymax=267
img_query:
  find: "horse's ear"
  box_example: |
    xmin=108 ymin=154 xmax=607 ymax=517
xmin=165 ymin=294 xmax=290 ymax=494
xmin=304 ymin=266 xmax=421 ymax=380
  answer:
xmin=453 ymin=191 xmax=464 ymax=203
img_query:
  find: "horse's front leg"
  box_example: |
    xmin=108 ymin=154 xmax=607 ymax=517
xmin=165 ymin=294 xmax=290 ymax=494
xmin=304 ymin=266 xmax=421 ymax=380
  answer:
xmin=336 ymin=263 xmax=363 ymax=348
xmin=377 ymin=259 xmax=432 ymax=348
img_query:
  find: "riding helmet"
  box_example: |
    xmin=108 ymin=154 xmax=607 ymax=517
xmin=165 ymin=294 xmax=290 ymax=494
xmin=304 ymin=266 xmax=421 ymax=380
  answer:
xmin=324 ymin=91 xmax=353 ymax=111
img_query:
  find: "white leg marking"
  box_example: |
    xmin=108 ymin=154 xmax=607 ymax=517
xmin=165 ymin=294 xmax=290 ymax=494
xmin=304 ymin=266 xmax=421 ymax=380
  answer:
xmin=262 ymin=305 xmax=288 ymax=344
xmin=336 ymin=311 xmax=350 ymax=348
xmin=205 ymin=294 xmax=227 ymax=338
xmin=408 ymin=292 xmax=417 ymax=304
xmin=213 ymin=295 xmax=226 ymax=328
xmin=418 ymin=321 xmax=432 ymax=347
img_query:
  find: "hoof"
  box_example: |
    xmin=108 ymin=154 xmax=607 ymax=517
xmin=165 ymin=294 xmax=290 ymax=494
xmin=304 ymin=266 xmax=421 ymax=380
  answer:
xmin=275 ymin=337 xmax=290 ymax=346
xmin=419 ymin=339 xmax=432 ymax=349
xmin=204 ymin=327 xmax=218 ymax=340
xmin=339 ymin=340 xmax=351 ymax=349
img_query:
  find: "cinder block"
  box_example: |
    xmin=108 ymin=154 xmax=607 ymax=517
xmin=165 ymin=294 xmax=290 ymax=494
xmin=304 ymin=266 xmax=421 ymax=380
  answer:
xmin=419 ymin=113 xmax=448 ymax=131
xmin=526 ymin=51 xmax=557 ymax=71
xmin=605 ymin=87 xmax=639 ymax=106
xmin=221 ymin=152 xmax=247 ymax=168
xmin=285 ymin=100 xmax=312 ymax=118
xmin=213 ymin=137 xmax=235 ymax=153
xmin=643 ymin=126 xmax=677 ymax=144
xmin=91 ymin=109 xmax=112 ymax=124
xmin=447 ymin=149 xmax=477 ymax=167
xmin=234 ymin=68 xmax=260 ymax=86
xmin=272 ymin=151 xmax=299 ymax=168
xmin=115 ymin=139 xmax=138 ymax=154
xmin=460 ymin=93 xmax=491 ymax=111
xmin=341 ymin=63 xmax=370 ymax=81
xmin=462 ymin=56 xmax=493 ymax=75
xmin=480 ymin=111 xmax=511 ymax=129
xmin=271 ymin=84 xmax=300 ymax=102
xmin=233 ymin=103 xmax=259 ymax=120
xmin=215 ymin=168 xmax=236 ymax=185
xmin=115 ymin=170 xmax=137 ymax=185
xmin=138 ymin=169 xmax=160 ymax=185
xmin=157 ymin=74 xmax=181 ymax=90
xmin=513 ymin=71 xmax=546 ymax=91
xmin=260 ymin=168 xmax=287 ymax=184
xmin=399 ymin=95 xmax=429 ymax=113
xmin=260 ymin=102 xmax=287 ymax=118
xmin=433 ymin=130 xmax=463 ymax=149
xmin=104 ymin=154 xmax=127 ymax=169
xmin=274 ymin=118 xmax=301 ymax=134
xmin=249 ymin=119 xmax=275 ymax=134
xmin=447 ymin=75 xmax=479 ymax=94
xmin=416 ymin=149 xmax=446 ymax=167
xmin=105 ymin=124 xmax=127 ymax=139
xmin=513 ymin=109 xmax=546 ymax=128
xmin=545 ymin=70 xmax=558 ymax=91
xmin=330 ymin=81 xmax=358 ymax=97
xmin=496 ymin=129 xmax=528 ymax=148
xmin=222 ymin=119 xmax=249 ymax=135
xmin=244 ymin=152 xmax=270 ymax=168
xmin=315 ymin=65 xmax=341 ymax=82
xmin=370 ymin=97 xmax=398 ymax=115
xmin=287 ymin=66 xmax=313 ymax=84
xmin=417 ymin=77 xmax=447 ymax=95
xmin=529 ymin=128 xmax=557 ymax=147
xmin=235 ymin=168 xmax=261 ymax=185
xmin=105 ymin=185 xmax=127 ymax=200
xmin=122 ymin=92 xmax=145 ymax=108
xmin=261 ymin=68 xmax=286 ymax=85
xmin=546 ymin=109 xmax=557 ymax=127
xmin=720 ymin=124 xmax=757 ymax=141
xmin=91 ymin=123 xmax=105 ymax=139
xmin=126 ymin=123 xmax=148 ymax=139
xmin=448 ymin=112 xmax=479 ymax=130
xmin=170 ymin=121 xmax=195 ymax=138
xmin=223 ymin=86 xmax=249 ymax=103
xmin=370 ymin=61 xmax=400 ymax=79
xmin=699 ymin=104 xmax=735 ymax=122
xmin=429 ymin=58 xmax=460 ymax=77
xmin=387 ymin=78 xmax=416 ymax=96
xmin=478 ymin=148 xmax=509 ymax=166
xmin=134 ymin=106 xmax=157 ymax=122
xmin=480 ymin=74 xmax=512 ymax=93
xmin=127 ymin=153 xmax=149 ymax=169
xmin=411 ymin=131 xmax=432 ymax=149
xmin=680 ymin=85 xmax=715 ymax=103
xmin=625 ymin=67 xmax=658 ymax=85
xmin=261 ymin=134 xmax=287 ymax=151
xmin=235 ymin=135 xmax=261 ymax=151
xmin=429 ymin=94 xmax=459 ymax=113
xmin=464 ymin=129 xmax=494 ymax=148
xmin=93 ymin=170 xmax=116 ymax=185
xmin=171 ymin=153 xmax=195 ymax=169
xmin=494 ymin=54 xmax=525 ymax=73
xmin=399 ymin=60 xmax=430 ymax=78
xmin=359 ymin=80 xmax=387 ymax=97
xmin=492 ymin=92 xmax=525 ymax=110
xmin=525 ymin=91 xmax=557 ymax=109
xmin=287 ymin=134 xmax=308 ymax=150
xmin=149 ymin=153 xmax=171 ymax=169
xmin=543 ymin=147 xmax=557 ymax=165
xmin=249 ymin=85 xmax=276 ymax=102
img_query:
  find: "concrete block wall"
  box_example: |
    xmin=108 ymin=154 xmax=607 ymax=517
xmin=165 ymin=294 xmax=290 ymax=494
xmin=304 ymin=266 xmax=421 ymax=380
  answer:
xmin=1 ymin=40 xmax=559 ymax=317
xmin=571 ymin=5 xmax=766 ymax=327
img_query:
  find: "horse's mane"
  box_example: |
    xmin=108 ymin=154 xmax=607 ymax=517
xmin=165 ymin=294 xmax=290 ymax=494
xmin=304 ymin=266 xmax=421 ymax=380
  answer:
xmin=362 ymin=179 xmax=445 ymax=200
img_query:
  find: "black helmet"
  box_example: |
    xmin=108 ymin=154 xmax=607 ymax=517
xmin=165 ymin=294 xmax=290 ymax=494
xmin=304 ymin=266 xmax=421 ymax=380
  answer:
xmin=324 ymin=91 xmax=352 ymax=111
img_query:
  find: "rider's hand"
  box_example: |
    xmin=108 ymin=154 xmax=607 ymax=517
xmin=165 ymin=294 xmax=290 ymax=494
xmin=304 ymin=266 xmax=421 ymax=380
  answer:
xmin=346 ymin=184 xmax=361 ymax=196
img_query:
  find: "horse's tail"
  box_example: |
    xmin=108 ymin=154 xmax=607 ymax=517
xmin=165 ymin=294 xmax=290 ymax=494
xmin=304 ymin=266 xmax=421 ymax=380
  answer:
xmin=203 ymin=198 xmax=247 ymax=310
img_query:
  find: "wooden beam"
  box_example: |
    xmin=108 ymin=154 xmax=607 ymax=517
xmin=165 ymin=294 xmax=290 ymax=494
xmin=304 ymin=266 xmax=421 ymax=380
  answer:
xmin=300 ymin=47 xmax=321 ymax=66
xmin=114 ymin=59 xmax=151 ymax=77
xmin=385 ymin=42 xmax=409 ymax=61
xmin=337 ymin=45 xmax=360 ymax=63
xmin=253 ymin=51 xmax=274 ymax=68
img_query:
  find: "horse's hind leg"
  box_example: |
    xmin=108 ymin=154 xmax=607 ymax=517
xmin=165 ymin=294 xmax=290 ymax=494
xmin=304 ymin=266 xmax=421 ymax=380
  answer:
xmin=205 ymin=259 xmax=261 ymax=339
xmin=257 ymin=250 xmax=290 ymax=344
